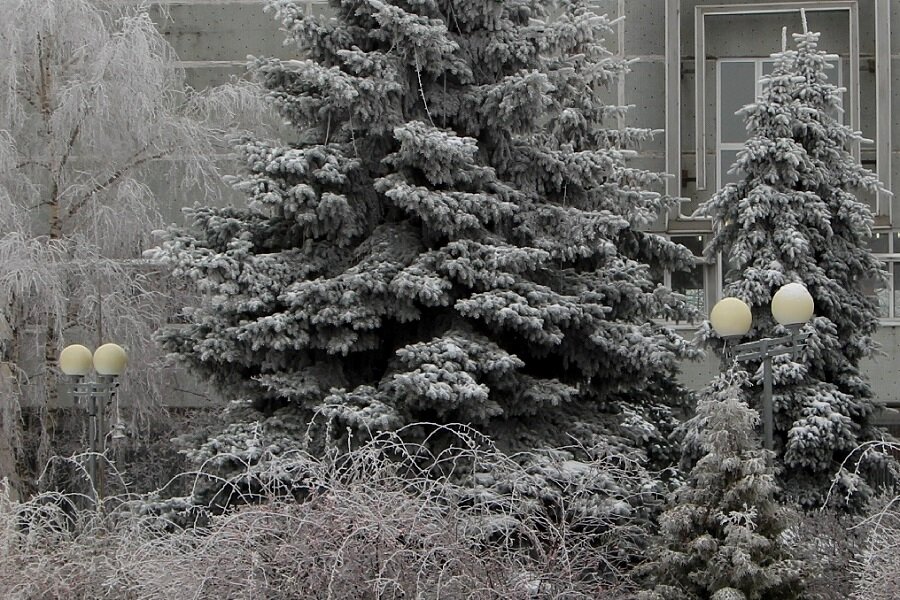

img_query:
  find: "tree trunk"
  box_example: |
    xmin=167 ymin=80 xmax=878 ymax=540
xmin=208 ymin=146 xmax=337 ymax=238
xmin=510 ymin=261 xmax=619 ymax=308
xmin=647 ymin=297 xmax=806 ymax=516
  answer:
xmin=0 ymin=364 xmax=22 ymax=502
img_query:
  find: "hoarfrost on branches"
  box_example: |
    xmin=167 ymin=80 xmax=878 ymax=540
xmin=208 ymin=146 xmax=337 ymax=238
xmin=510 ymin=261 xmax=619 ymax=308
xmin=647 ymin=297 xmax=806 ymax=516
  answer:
xmin=695 ymin=24 xmax=893 ymax=509
xmin=0 ymin=0 xmax=273 ymax=498
xmin=152 ymin=0 xmax=700 ymax=516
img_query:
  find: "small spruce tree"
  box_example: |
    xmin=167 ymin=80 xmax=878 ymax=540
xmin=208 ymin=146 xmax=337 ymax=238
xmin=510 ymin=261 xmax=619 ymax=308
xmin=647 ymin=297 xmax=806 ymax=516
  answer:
xmin=697 ymin=25 xmax=892 ymax=509
xmin=151 ymin=0 xmax=699 ymax=505
xmin=639 ymin=369 xmax=803 ymax=600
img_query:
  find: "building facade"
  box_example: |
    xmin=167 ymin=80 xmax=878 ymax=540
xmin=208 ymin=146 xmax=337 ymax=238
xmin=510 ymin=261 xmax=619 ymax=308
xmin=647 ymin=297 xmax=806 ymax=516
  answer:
xmin=148 ymin=0 xmax=900 ymax=418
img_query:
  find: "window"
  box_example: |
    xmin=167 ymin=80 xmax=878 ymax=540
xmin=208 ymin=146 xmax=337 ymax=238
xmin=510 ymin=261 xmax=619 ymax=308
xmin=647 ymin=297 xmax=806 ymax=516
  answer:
xmin=670 ymin=235 xmax=707 ymax=313
xmin=717 ymin=57 xmax=843 ymax=190
xmin=655 ymin=235 xmax=717 ymax=318
xmin=862 ymin=231 xmax=900 ymax=321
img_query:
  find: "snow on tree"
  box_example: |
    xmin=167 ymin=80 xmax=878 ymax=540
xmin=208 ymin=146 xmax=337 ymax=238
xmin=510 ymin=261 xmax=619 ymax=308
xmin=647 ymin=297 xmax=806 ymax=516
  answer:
xmin=696 ymin=24 xmax=893 ymax=510
xmin=0 ymin=0 xmax=269 ymax=498
xmin=639 ymin=369 xmax=803 ymax=600
xmin=150 ymin=0 xmax=700 ymax=506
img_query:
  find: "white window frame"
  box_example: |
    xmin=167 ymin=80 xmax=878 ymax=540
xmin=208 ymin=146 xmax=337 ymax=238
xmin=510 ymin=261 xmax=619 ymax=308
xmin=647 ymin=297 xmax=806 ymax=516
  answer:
xmin=667 ymin=1 xmax=891 ymax=223
xmin=693 ymin=1 xmax=861 ymax=193
xmin=665 ymin=0 xmax=893 ymax=222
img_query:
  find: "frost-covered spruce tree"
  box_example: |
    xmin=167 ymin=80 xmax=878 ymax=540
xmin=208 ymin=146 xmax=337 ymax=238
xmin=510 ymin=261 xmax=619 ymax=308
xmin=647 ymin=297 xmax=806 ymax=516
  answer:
xmin=152 ymin=0 xmax=698 ymax=503
xmin=639 ymin=370 xmax=803 ymax=600
xmin=697 ymin=26 xmax=892 ymax=510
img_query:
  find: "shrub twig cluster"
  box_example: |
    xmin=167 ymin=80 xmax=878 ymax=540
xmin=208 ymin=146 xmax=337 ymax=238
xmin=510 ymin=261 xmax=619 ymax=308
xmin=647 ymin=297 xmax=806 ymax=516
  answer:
xmin=0 ymin=425 xmax=650 ymax=599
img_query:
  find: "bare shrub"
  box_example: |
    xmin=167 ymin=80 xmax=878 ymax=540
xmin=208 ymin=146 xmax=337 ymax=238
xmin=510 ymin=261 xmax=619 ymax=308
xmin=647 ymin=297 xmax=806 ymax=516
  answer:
xmin=773 ymin=439 xmax=897 ymax=600
xmin=790 ymin=438 xmax=900 ymax=600
xmin=783 ymin=509 xmax=865 ymax=600
xmin=850 ymin=495 xmax=900 ymax=600
xmin=0 ymin=426 xmax=648 ymax=599
xmin=843 ymin=440 xmax=900 ymax=600
xmin=0 ymin=489 xmax=129 ymax=599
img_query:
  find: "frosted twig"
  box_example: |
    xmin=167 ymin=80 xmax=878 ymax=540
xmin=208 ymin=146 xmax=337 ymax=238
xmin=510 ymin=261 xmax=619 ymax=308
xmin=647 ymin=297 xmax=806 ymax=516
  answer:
xmin=413 ymin=49 xmax=435 ymax=127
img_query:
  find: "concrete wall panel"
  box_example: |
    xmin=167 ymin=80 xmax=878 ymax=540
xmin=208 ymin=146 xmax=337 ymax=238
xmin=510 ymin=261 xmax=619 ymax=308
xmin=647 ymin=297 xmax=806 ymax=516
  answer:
xmin=626 ymin=61 xmax=666 ymax=154
xmin=182 ymin=64 xmax=251 ymax=90
xmin=624 ymin=0 xmax=666 ymax=56
xmin=150 ymin=2 xmax=291 ymax=62
xmin=145 ymin=159 xmax=246 ymax=226
xmin=892 ymin=58 xmax=900 ymax=150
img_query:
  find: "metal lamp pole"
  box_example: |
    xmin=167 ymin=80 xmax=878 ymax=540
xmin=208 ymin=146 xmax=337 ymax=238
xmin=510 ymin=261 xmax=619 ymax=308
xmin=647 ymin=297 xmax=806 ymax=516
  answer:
xmin=709 ymin=283 xmax=815 ymax=450
xmin=59 ymin=343 xmax=127 ymax=505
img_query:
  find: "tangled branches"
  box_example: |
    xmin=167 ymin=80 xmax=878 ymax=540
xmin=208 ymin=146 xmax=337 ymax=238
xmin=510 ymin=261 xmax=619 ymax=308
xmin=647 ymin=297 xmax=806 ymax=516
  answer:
xmin=0 ymin=424 xmax=653 ymax=599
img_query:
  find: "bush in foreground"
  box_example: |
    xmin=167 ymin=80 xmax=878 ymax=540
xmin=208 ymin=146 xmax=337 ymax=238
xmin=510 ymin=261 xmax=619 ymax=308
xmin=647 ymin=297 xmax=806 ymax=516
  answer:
xmin=0 ymin=427 xmax=649 ymax=599
xmin=844 ymin=442 xmax=900 ymax=600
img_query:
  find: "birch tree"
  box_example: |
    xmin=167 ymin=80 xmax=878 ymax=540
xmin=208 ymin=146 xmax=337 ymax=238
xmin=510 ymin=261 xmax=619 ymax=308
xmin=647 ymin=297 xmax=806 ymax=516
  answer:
xmin=0 ymin=0 xmax=267 ymax=498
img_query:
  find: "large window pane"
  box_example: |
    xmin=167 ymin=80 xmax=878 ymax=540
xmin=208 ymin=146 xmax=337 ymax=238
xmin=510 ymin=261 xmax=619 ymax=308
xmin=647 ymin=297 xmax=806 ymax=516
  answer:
xmin=719 ymin=61 xmax=756 ymax=144
xmin=868 ymin=232 xmax=890 ymax=254
xmin=825 ymin=59 xmax=840 ymax=83
xmin=673 ymin=266 xmax=705 ymax=313
xmin=720 ymin=149 xmax=742 ymax=186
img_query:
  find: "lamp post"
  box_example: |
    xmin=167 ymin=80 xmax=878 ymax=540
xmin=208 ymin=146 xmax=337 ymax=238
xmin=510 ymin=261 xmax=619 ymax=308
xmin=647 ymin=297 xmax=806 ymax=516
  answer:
xmin=708 ymin=283 xmax=815 ymax=450
xmin=59 ymin=342 xmax=127 ymax=504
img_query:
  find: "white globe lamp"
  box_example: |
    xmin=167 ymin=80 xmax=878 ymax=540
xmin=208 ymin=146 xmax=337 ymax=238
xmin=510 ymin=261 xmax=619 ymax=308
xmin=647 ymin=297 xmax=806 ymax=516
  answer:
xmin=709 ymin=297 xmax=753 ymax=338
xmin=59 ymin=344 xmax=94 ymax=376
xmin=771 ymin=282 xmax=814 ymax=326
xmin=93 ymin=343 xmax=127 ymax=376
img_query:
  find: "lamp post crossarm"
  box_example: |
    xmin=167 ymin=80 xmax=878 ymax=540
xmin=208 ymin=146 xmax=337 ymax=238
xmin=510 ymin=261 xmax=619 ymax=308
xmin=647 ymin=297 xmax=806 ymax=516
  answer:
xmin=69 ymin=380 xmax=94 ymax=398
xmin=731 ymin=331 xmax=812 ymax=363
xmin=91 ymin=376 xmax=119 ymax=403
